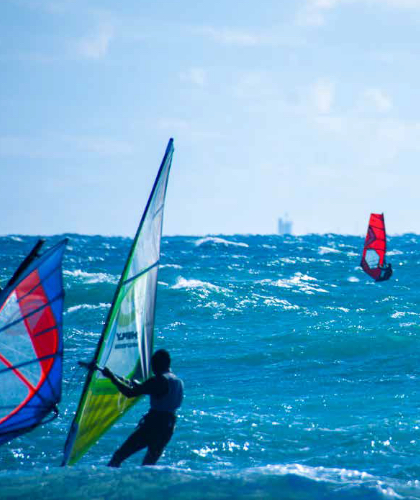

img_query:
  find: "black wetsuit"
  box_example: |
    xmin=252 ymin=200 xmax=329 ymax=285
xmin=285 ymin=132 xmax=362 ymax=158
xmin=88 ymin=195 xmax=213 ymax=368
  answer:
xmin=376 ymin=264 xmax=393 ymax=282
xmin=108 ymin=371 xmax=183 ymax=467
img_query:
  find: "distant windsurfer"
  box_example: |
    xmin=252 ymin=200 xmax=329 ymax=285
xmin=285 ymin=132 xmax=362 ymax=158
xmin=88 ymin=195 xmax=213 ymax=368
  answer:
xmin=99 ymin=349 xmax=184 ymax=467
xmin=377 ymin=262 xmax=393 ymax=282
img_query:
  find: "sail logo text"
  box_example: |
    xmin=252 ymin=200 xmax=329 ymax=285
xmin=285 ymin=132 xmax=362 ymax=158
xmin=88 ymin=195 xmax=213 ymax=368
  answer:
xmin=117 ymin=331 xmax=137 ymax=341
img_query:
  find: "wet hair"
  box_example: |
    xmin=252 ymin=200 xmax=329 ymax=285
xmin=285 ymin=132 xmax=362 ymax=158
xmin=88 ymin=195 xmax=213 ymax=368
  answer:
xmin=151 ymin=349 xmax=171 ymax=375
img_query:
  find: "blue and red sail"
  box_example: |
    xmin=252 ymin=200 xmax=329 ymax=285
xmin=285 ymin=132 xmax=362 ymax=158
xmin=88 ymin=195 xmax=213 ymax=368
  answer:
xmin=360 ymin=214 xmax=391 ymax=281
xmin=0 ymin=239 xmax=67 ymax=445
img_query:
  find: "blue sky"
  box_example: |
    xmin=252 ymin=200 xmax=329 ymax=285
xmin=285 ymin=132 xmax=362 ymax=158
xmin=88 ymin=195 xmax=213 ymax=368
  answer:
xmin=1 ymin=0 xmax=420 ymax=236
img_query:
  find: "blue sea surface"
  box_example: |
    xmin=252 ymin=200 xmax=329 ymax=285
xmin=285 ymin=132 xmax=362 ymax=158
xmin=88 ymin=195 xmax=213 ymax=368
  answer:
xmin=0 ymin=233 xmax=420 ymax=499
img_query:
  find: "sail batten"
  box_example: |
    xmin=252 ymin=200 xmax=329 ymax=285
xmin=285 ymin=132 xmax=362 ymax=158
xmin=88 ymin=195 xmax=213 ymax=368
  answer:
xmin=62 ymin=138 xmax=174 ymax=466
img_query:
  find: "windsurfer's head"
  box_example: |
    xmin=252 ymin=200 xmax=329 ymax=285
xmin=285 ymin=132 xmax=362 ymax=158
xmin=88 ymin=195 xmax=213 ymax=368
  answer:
xmin=151 ymin=349 xmax=171 ymax=375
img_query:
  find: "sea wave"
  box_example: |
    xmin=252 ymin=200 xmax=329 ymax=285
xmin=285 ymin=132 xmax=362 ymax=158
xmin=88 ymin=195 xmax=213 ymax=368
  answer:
xmin=63 ymin=269 xmax=118 ymax=284
xmin=0 ymin=463 xmax=417 ymax=500
xmin=171 ymin=277 xmax=229 ymax=295
xmin=318 ymin=246 xmax=341 ymax=255
xmin=66 ymin=303 xmax=110 ymax=314
xmin=195 ymin=236 xmax=249 ymax=248
xmin=260 ymin=273 xmax=329 ymax=294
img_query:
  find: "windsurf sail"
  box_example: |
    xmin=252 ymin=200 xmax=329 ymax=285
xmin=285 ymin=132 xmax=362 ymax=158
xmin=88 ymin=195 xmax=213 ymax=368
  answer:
xmin=360 ymin=213 xmax=391 ymax=281
xmin=0 ymin=238 xmax=67 ymax=445
xmin=62 ymin=138 xmax=174 ymax=465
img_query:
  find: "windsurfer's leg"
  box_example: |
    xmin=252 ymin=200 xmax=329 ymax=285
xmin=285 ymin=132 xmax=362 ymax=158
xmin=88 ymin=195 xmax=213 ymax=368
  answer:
xmin=108 ymin=426 xmax=148 ymax=467
xmin=142 ymin=445 xmax=166 ymax=466
xmin=141 ymin=417 xmax=175 ymax=466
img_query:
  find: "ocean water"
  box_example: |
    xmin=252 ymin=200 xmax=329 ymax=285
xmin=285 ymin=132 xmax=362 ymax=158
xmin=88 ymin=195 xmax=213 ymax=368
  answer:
xmin=0 ymin=233 xmax=420 ymax=499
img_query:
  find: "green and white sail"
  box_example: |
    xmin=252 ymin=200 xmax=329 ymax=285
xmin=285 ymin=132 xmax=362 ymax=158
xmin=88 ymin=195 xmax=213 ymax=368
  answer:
xmin=62 ymin=139 xmax=174 ymax=465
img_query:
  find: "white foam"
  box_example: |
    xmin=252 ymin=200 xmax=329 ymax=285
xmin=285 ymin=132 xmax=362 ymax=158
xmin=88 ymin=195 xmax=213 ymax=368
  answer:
xmin=318 ymin=246 xmax=341 ymax=255
xmin=64 ymin=269 xmax=118 ymax=284
xmin=66 ymin=303 xmax=110 ymax=313
xmin=172 ymin=277 xmax=228 ymax=294
xmin=262 ymin=273 xmax=328 ymax=294
xmin=348 ymin=276 xmax=360 ymax=282
xmin=387 ymin=250 xmax=403 ymax=256
xmin=195 ymin=236 xmax=248 ymax=248
xmin=325 ymin=306 xmax=350 ymax=313
xmin=391 ymin=311 xmax=420 ymax=319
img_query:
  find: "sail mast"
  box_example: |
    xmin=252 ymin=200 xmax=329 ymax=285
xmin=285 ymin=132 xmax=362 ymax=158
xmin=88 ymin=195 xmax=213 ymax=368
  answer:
xmin=62 ymin=138 xmax=174 ymax=465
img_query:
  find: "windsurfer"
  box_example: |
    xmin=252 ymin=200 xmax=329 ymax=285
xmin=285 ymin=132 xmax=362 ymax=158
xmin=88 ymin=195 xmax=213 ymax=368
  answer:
xmin=100 ymin=349 xmax=184 ymax=467
xmin=377 ymin=262 xmax=393 ymax=282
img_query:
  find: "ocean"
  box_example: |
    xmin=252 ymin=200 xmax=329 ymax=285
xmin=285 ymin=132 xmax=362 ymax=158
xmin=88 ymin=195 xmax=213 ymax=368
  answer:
xmin=0 ymin=233 xmax=419 ymax=499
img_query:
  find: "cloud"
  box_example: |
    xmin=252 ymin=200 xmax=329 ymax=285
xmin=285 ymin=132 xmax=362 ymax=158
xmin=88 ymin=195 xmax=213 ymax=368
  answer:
xmin=0 ymin=136 xmax=62 ymax=159
xmin=298 ymin=0 xmax=420 ymax=28
xmin=0 ymin=134 xmax=134 ymax=158
xmin=299 ymin=0 xmax=420 ymax=25
xmin=197 ymin=27 xmax=276 ymax=46
xmin=157 ymin=118 xmax=191 ymax=133
xmin=63 ymin=135 xmax=133 ymax=155
xmin=311 ymin=79 xmax=335 ymax=114
xmin=179 ymin=68 xmax=207 ymax=87
xmin=75 ymin=23 xmax=114 ymax=59
xmin=379 ymin=0 xmax=420 ymax=7
xmin=297 ymin=0 xmax=341 ymax=26
xmin=233 ymin=71 xmax=277 ymax=100
xmin=363 ymin=88 xmax=392 ymax=112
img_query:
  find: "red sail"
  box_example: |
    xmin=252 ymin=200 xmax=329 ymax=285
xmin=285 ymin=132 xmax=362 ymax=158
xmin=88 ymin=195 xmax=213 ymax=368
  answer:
xmin=361 ymin=213 xmax=387 ymax=281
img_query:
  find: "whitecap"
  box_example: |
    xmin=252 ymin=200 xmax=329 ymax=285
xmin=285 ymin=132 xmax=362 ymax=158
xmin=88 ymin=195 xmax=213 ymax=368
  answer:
xmin=171 ymin=277 xmax=229 ymax=295
xmin=325 ymin=306 xmax=350 ymax=313
xmin=262 ymin=297 xmax=300 ymax=310
xmin=66 ymin=303 xmax=110 ymax=314
xmin=347 ymin=276 xmax=360 ymax=282
xmin=391 ymin=311 xmax=420 ymax=319
xmin=64 ymin=269 xmax=118 ymax=284
xmin=262 ymin=273 xmax=328 ymax=294
xmin=318 ymin=246 xmax=341 ymax=255
xmin=195 ymin=236 xmax=248 ymax=248
xmin=387 ymin=250 xmax=403 ymax=256
xmin=160 ymin=264 xmax=182 ymax=269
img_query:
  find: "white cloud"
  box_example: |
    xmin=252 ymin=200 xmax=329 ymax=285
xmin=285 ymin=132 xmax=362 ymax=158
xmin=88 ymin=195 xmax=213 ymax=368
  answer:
xmin=312 ymin=79 xmax=335 ymax=114
xmin=63 ymin=135 xmax=133 ymax=155
xmin=179 ymin=68 xmax=207 ymax=87
xmin=299 ymin=0 xmax=420 ymax=25
xmin=197 ymin=27 xmax=275 ymax=46
xmin=75 ymin=23 xmax=114 ymax=59
xmin=0 ymin=134 xmax=133 ymax=158
xmin=157 ymin=118 xmax=191 ymax=133
xmin=314 ymin=115 xmax=344 ymax=133
xmin=363 ymin=88 xmax=392 ymax=112
xmin=297 ymin=0 xmax=342 ymax=26
xmin=233 ymin=71 xmax=276 ymax=100
xmin=379 ymin=0 xmax=420 ymax=7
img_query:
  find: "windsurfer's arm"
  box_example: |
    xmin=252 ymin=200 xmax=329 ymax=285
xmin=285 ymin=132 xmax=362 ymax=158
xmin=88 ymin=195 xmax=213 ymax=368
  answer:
xmin=101 ymin=367 xmax=138 ymax=397
xmin=102 ymin=367 xmax=168 ymax=398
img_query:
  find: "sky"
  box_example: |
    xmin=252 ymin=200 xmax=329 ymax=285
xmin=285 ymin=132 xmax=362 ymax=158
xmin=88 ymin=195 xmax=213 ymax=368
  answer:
xmin=1 ymin=0 xmax=420 ymax=236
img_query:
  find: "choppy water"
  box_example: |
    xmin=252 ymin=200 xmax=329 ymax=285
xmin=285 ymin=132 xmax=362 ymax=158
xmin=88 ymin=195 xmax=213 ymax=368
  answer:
xmin=1 ymin=233 xmax=420 ymax=499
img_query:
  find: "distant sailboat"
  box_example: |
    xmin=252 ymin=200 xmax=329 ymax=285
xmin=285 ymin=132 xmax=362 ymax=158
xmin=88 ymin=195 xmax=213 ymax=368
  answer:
xmin=0 ymin=238 xmax=67 ymax=445
xmin=360 ymin=213 xmax=392 ymax=282
xmin=62 ymin=138 xmax=174 ymax=465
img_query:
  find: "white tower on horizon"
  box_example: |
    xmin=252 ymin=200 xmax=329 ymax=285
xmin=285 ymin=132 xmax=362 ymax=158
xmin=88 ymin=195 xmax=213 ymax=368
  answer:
xmin=278 ymin=214 xmax=293 ymax=235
